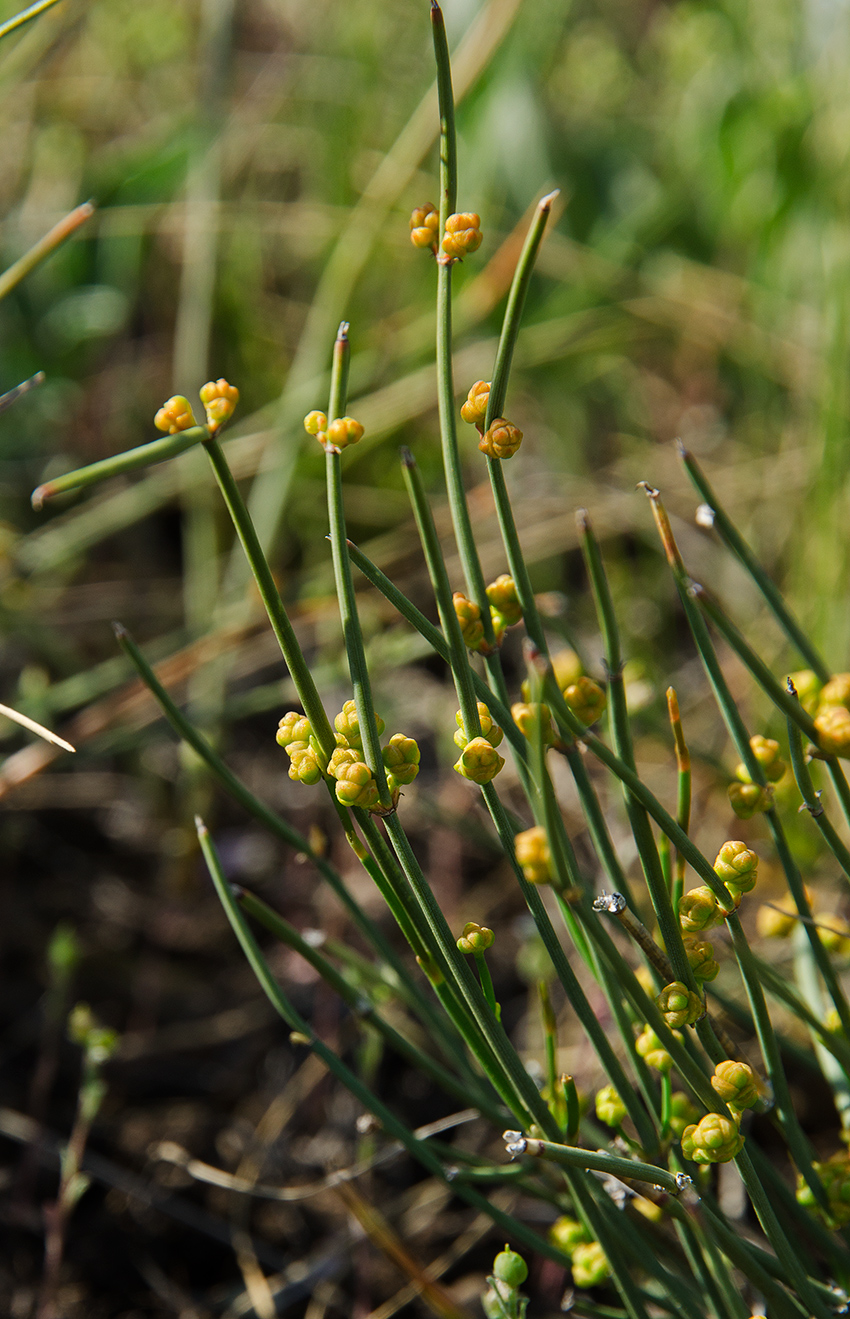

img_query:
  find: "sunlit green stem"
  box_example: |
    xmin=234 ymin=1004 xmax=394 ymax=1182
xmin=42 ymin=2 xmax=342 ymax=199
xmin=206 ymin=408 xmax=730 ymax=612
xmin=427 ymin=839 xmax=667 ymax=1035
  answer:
xmin=32 ymin=424 xmax=208 ymax=510
xmin=677 ymin=443 xmax=829 ymax=680
xmin=0 ymin=198 xmax=93 ymax=307
xmin=200 ymin=432 xmax=335 ymax=757
xmin=513 ymin=1134 xmax=685 ymax=1195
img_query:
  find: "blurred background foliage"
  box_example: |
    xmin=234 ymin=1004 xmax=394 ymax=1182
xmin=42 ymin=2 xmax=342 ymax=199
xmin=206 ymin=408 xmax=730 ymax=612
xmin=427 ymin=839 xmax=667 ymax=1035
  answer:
xmin=3 ymin=0 xmax=850 ymax=1309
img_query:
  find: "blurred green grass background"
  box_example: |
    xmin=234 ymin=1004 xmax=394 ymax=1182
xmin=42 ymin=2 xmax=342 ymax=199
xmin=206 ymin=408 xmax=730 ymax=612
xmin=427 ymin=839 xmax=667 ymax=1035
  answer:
xmin=0 ymin=0 xmax=847 ymax=801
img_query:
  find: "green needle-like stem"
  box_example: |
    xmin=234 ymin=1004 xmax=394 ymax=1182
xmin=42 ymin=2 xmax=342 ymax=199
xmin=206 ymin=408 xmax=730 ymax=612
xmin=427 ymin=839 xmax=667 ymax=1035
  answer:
xmin=510 ymin=1134 xmax=687 ymax=1197
xmin=200 ymin=431 xmax=335 ymax=758
xmin=32 ymin=424 xmax=209 ymax=510
xmin=0 ymin=199 xmax=93 ymax=307
xmin=324 ymin=325 xmax=393 ymax=807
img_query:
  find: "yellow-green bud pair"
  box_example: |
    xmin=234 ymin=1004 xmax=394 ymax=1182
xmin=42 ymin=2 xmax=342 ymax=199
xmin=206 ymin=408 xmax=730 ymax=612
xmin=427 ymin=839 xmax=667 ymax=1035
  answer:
xmin=656 ymin=981 xmax=703 ymax=1029
xmin=303 ymin=411 xmax=364 ymax=451
xmin=441 ymin=211 xmax=482 ymax=259
xmin=334 ymin=699 xmax=385 ymax=750
xmin=382 ymin=733 xmax=420 ymax=792
xmin=328 ymin=747 xmax=379 ymax=809
xmin=563 ymin=676 xmax=607 ymax=726
xmin=595 ymin=1084 xmax=626 ymax=1127
xmin=453 ymin=702 xmax=503 ymax=750
xmin=548 ymin=1219 xmax=609 ymax=1286
xmin=514 ymin=826 xmax=551 ymax=885
xmin=683 ymin=935 xmax=719 ymax=982
xmin=814 ymin=673 xmax=850 ymax=758
xmin=636 ymin=1025 xmax=675 ymax=1072
xmin=454 ymin=736 xmax=504 ymax=785
xmin=734 ymin=734 xmax=786 ymax=785
xmin=681 ymin=1112 xmax=744 ymax=1164
xmin=487 ymin=574 xmax=522 ymax=638
xmin=154 ymin=378 xmax=239 ymax=435
xmin=511 ymin=701 xmax=554 ymax=743
xmin=728 ymin=781 xmax=773 ymax=818
xmin=409 ymin=202 xmax=439 ymax=250
xmin=797 ymin=1152 xmax=850 ymax=1225
xmin=714 ymin=840 xmax=759 ymax=903
xmin=456 ymin=921 xmax=494 ymax=954
xmin=277 ymin=712 xmax=324 ymax=785
xmin=453 ymin=592 xmax=486 ymax=652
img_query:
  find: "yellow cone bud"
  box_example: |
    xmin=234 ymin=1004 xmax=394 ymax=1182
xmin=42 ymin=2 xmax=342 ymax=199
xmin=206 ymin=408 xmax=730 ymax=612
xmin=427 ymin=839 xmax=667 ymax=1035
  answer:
xmin=563 ymin=676 xmax=607 ymax=726
xmin=657 ymin=980 xmax=703 ymax=1029
xmin=595 ymin=1083 xmax=626 ymax=1127
xmin=479 ymin=418 xmax=523 ymax=461
xmin=277 ymin=711 xmax=312 ymax=749
xmin=571 ymin=1241 xmax=610 ymax=1289
xmin=454 ymin=702 xmax=503 ymax=749
xmin=820 ymin=674 xmax=850 ymax=708
xmin=199 ymin=379 xmax=239 ymax=429
xmin=334 ymin=699 xmax=385 ymax=750
xmin=728 ymin=781 xmax=773 ymax=818
xmin=382 ymin=732 xmax=420 ymax=789
xmin=457 ymin=921 xmax=494 ymax=954
xmin=668 ymin=1092 xmax=700 ymax=1138
xmin=515 ymin=826 xmax=551 ymax=885
xmin=453 ymin=592 xmax=486 ymax=651
xmin=789 ymin=670 xmax=822 ymax=715
xmin=714 ymin=841 xmax=759 ymax=897
xmin=511 ymin=702 xmax=554 ymax=743
xmin=549 ymin=1217 xmax=589 ymax=1255
xmin=711 ymin=1060 xmax=760 ymax=1110
xmin=329 ymin=751 xmax=379 ymax=809
xmin=461 ymin=379 xmax=491 ymax=426
xmin=679 ymin=886 xmax=721 ymax=932
xmin=441 ymin=211 xmax=482 ymax=259
xmin=486 ymin=573 xmax=522 ymax=626
xmin=454 ymin=736 xmax=505 ymax=784
xmin=287 ymin=741 xmax=323 ymax=785
xmin=410 ymin=202 xmax=439 ymax=249
xmin=815 ymin=705 xmax=850 ymax=758
xmin=635 ymin=1025 xmax=674 ymax=1072
xmin=155 ymin=395 xmax=196 ymax=434
xmin=684 ymin=936 xmax=719 ymax=982
xmin=681 ymin=1113 xmax=744 ymax=1164
xmin=326 ymin=416 xmax=364 ymax=450
xmin=735 ymin=734 xmax=786 ymax=784
xmin=303 ymin=410 xmax=328 ymax=437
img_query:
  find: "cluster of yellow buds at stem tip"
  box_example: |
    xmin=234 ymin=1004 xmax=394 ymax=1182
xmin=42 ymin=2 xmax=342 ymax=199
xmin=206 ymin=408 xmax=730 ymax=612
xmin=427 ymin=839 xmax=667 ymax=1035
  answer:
xmin=514 ymin=826 xmax=551 ymax=885
xmin=409 ymin=201 xmax=439 ymax=250
xmin=681 ymin=1113 xmax=744 ymax=1164
xmin=563 ymin=676 xmax=607 ymax=726
xmin=456 ymin=921 xmax=494 ymax=954
xmin=200 ymin=378 xmax=239 ymax=430
xmin=815 ymin=703 xmax=850 ymax=758
xmin=276 ymin=711 xmax=325 ymax=784
xmin=460 ymin=379 xmax=490 ymax=427
xmin=302 ymin=411 xmax=364 ymax=451
xmin=454 ymin=702 xmax=503 ymax=749
xmin=711 ymin=1060 xmax=760 ymax=1110
xmin=276 ymin=711 xmax=312 ymax=748
xmin=657 ymin=981 xmax=703 ymax=1029
xmin=735 ymin=734 xmax=786 ymax=784
xmin=479 ymin=418 xmax=523 ymax=461
xmin=452 ymin=592 xmax=486 ymax=651
xmin=441 ymin=211 xmax=482 ymax=259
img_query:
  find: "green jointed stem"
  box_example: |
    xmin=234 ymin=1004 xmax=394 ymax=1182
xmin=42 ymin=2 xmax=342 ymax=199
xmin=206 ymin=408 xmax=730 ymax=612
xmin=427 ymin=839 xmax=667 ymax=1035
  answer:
xmin=787 ymin=702 xmax=850 ymax=883
xmin=475 ymin=952 xmax=499 ymax=1018
xmin=677 ymin=443 xmax=829 ymax=681
xmin=198 ymin=817 xmax=574 ymax=1270
xmin=325 ymin=328 xmax=392 ymax=807
xmin=485 ymin=192 xmax=559 ymax=425
xmin=488 ymin=457 xmax=547 ymax=652
xmin=400 ymin=449 xmax=481 ymax=740
xmin=200 ymin=432 xmax=335 ymax=758
xmin=480 ymin=782 xmax=661 ymax=1150
xmin=514 ymin=1134 xmax=686 ymax=1196
xmin=430 ymin=4 xmax=497 ymax=651
xmin=236 ymin=886 xmax=503 ymax=1123
xmin=1 ymin=199 xmax=93 ymax=310
xmin=32 ymin=424 xmax=208 ymax=510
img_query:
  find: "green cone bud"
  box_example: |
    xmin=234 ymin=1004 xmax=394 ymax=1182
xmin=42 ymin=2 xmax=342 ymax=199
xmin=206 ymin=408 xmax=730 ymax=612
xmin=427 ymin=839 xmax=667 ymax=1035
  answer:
xmin=679 ymin=886 xmax=721 ymax=933
xmin=595 ymin=1083 xmax=626 ymax=1127
xmin=657 ymin=980 xmax=703 ymax=1029
xmin=563 ymin=676 xmax=607 ymax=726
xmin=454 ymin=736 xmax=505 ymax=784
xmin=635 ymin=1025 xmax=674 ymax=1072
xmin=492 ymin=1246 xmax=528 ymax=1287
xmin=571 ymin=1241 xmax=610 ymax=1289
xmin=457 ymin=921 xmax=494 ymax=954
xmin=728 ymin=781 xmax=773 ymax=818
xmin=681 ymin=1113 xmax=744 ymax=1164
xmin=711 ymin=1060 xmax=760 ymax=1110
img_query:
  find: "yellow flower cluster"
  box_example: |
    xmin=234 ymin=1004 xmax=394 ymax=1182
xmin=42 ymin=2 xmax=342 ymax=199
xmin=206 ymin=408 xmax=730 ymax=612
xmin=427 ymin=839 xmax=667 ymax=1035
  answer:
xmin=813 ymin=673 xmax=850 ymax=758
xmin=154 ymin=379 xmax=239 ymax=435
xmin=276 ymin=700 xmax=420 ymax=808
xmin=303 ymin=411 xmax=365 ymax=452
xmin=409 ymin=201 xmax=439 ymax=250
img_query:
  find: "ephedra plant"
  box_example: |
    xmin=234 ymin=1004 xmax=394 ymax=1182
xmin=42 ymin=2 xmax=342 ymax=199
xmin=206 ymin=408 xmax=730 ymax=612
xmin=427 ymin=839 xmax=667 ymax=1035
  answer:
xmin=32 ymin=5 xmax=850 ymax=1316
